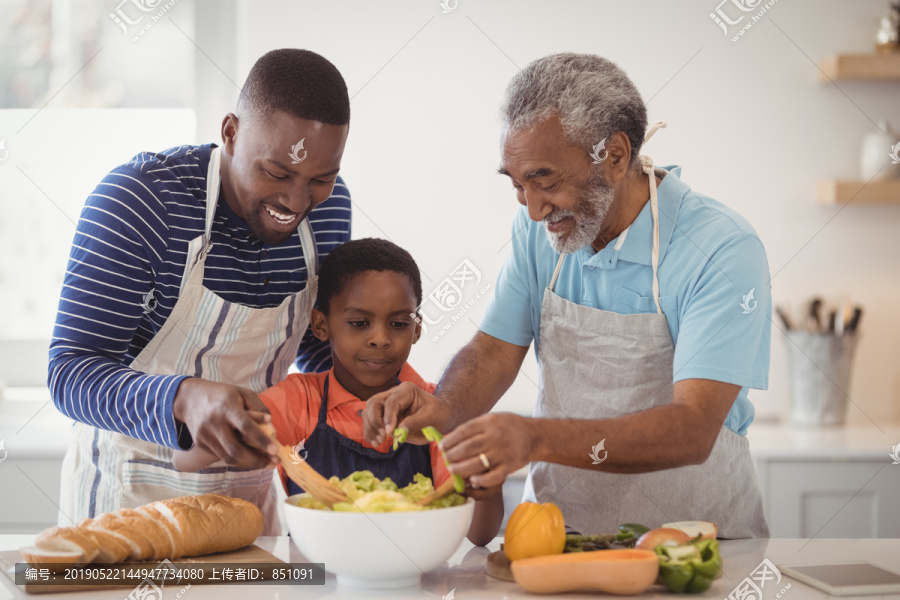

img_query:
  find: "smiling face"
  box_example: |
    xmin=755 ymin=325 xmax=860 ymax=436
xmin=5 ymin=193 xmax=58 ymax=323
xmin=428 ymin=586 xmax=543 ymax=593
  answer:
xmin=499 ymin=115 xmax=617 ymax=254
xmin=219 ymin=109 xmax=349 ymax=245
xmin=311 ymin=270 xmax=421 ymax=401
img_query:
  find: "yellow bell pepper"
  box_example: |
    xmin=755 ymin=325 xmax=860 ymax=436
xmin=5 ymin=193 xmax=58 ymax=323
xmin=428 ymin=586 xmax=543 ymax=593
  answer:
xmin=504 ymin=502 xmax=566 ymax=561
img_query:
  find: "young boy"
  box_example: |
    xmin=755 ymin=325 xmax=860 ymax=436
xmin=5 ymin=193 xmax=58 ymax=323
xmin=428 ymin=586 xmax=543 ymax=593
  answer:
xmin=174 ymin=238 xmax=503 ymax=545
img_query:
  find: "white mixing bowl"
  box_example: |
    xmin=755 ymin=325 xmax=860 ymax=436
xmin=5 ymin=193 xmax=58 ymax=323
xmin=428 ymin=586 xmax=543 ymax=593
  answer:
xmin=283 ymin=496 xmax=475 ymax=589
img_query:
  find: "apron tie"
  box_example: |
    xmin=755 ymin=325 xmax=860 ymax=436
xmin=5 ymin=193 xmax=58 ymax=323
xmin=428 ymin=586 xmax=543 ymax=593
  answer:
xmin=639 ymin=154 xmax=663 ymax=315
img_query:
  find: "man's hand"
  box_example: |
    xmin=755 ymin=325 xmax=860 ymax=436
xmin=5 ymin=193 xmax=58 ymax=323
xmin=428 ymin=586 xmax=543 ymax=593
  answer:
xmin=362 ymin=382 xmax=452 ymax=446
xmin=441 ymin=412 xmax=535 ymax=489
xmin=172 ymin=378 xmax=278 ymax=470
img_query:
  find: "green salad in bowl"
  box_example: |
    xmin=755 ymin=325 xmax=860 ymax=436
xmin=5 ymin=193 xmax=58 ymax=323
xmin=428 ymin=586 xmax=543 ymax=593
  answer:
xmin=288 ymin=470 xmax=465 ymax=512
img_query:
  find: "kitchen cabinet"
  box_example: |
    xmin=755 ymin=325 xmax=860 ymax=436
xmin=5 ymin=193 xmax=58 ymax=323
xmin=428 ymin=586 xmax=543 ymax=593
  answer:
xmin=749 ymin=423 xmax=900 ymax=538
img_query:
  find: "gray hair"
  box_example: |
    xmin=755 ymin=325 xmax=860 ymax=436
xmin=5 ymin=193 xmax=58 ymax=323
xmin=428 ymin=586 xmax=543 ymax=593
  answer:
xmin=501 ymin=53 xmax=648 ymax=168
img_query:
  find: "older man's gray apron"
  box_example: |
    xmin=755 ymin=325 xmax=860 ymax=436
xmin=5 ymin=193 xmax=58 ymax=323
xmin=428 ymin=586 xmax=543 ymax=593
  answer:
xmin=522 ymin=124 xmax=769 ymax=538
xmin=58 ymin=147 xmax=317 ymax=535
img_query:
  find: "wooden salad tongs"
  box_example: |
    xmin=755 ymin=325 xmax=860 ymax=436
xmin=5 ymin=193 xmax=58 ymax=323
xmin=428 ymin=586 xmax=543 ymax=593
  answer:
xmin=415 ymin=478 xmax=457 ymax=507
xmin=257 ymin=423 xmax=350 ymax=508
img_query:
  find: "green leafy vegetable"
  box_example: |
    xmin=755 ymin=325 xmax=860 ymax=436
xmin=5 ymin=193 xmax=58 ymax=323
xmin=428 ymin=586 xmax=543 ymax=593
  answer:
xmin=289 ymin=470 xmax=465 ymax=512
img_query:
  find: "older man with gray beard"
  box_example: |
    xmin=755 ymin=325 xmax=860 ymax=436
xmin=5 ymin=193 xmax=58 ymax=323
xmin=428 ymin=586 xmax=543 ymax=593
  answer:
xmin=364 ymin=53 xmax=772 ymax=538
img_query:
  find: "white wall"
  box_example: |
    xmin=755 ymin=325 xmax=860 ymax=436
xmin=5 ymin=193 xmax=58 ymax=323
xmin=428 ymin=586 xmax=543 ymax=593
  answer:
xmin=225 ymin=0 xmax=900 ymax=426
xmin=3 ymin=0 xmax=896 ymax=427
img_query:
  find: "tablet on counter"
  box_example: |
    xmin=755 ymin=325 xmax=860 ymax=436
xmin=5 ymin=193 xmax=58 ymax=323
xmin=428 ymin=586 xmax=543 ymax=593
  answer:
xmin=778 ymin=562 xmax=900 ymax=596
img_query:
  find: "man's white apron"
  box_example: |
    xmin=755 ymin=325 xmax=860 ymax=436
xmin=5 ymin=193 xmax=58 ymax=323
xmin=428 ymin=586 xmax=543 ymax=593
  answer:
xmin=523 ymin=124 xmax=769 ymax=538
xmin=58 ymin=147 xmax=317 ymax=535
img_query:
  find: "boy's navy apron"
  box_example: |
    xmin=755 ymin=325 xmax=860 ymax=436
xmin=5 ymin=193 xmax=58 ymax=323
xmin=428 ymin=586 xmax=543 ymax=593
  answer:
xmin=286 ymin=374 xmax=433 ymax=496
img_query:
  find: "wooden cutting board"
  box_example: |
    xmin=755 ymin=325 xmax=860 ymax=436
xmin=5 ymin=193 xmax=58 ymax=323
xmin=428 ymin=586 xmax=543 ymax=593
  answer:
xmin=485 ymin=550 xmax=514 ymax=582
xmin=0 ymin=543 xmax=283 ymax=595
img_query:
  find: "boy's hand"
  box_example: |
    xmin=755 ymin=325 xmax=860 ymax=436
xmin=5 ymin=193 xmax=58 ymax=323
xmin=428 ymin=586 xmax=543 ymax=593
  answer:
xmin=464 ymin=482 xmax=503 ymax=501
xmin=362 ymin=382 xmax=451 ymax=446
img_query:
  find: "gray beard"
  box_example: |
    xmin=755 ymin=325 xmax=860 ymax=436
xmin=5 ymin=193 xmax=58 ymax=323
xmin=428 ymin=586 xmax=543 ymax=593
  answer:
xmin=542 ymin=174 xmax=615 ymax=254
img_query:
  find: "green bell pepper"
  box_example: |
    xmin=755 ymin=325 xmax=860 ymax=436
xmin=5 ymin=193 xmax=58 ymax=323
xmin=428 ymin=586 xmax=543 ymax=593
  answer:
xmin=420 ymin=426 xmax=465 ymax=493
xmin=655 ymin=538 xmax=722 ymax=594
xmin=391 ymin=427 xmax=408 ymax=451
xmin=619 ymin=523 xmax=651 ymax=536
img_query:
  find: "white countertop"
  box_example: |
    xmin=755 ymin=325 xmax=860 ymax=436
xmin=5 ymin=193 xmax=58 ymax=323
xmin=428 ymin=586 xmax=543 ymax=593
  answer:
xmin=746 ymin=422 xmax=900 ymax=460
xmin=1 ymin=535 xmax=899 ymax=599
xmin=0 ymin=391 xmax=74 ymax=459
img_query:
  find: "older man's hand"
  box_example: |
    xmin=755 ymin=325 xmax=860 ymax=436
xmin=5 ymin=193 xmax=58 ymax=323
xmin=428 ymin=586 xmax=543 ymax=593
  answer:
xmin=440 ymin=412 xmax=535 ymax=489
xmin=362 ymin=382 xmax=452 ymax=446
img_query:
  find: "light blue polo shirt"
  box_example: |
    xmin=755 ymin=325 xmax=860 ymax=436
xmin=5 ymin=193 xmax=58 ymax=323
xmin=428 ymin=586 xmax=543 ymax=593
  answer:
xmin=480 ymin=165 xmax=771 ymax=435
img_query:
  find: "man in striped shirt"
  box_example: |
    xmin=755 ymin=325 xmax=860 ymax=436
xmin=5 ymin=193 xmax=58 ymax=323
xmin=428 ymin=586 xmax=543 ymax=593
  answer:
xmin=49 ymin=49 xmax=351 ymax=524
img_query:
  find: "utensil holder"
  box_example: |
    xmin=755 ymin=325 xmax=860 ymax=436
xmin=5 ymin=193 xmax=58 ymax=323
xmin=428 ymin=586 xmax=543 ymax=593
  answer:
xmin=784 ymin=331 xmax=858 ymax=426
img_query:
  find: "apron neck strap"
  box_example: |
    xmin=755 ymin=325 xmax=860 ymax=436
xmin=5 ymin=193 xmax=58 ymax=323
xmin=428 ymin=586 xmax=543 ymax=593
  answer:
xmin=318 ymin=374 xmax=331 ymax=424
xmin=297 ymin=218 xmax=318 ymax=278
xmin=640 ymin=154 xmax=663 ymax=315
xmin=204 ymin=147 xmax=222 ymax=240
xmin=644 ymin=121 xmax=667 ymax=144
xmin=549 ymin=253 xmax=565 ymax=292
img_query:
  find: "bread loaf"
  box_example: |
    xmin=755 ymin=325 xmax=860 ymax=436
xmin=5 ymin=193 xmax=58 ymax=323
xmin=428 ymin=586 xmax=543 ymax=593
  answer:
xmin=21 ymin=494 xmax=263 ymax=567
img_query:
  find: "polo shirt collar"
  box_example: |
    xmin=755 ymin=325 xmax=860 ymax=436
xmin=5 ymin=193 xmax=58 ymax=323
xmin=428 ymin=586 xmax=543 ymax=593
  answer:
xmin=325 ymin=363 xmax=428 ymax=410
xmin=580 ymin=165 xmax=687 ymax=269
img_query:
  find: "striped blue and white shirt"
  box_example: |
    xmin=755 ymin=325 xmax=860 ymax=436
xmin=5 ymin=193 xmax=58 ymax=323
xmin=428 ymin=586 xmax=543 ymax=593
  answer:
xmin=48 ymin=144 xmax=351 ymax=449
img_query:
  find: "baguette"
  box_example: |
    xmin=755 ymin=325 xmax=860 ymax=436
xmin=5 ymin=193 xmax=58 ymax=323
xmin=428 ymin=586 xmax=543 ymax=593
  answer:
xmin=21 ymin=494 xmax=263 ymax=567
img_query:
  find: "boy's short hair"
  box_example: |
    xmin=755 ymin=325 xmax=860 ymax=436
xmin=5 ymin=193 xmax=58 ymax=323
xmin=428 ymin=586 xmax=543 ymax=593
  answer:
xmin=237 ymin=49 xmax=350 ymax=126
xmin=316 ymin=238 xmax=423 ymax=315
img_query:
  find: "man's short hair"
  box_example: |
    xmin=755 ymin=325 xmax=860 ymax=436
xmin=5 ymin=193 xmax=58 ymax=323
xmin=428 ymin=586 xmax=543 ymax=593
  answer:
xmin=238 ymin=49 xmax=350 ymax=126
xmin=316 ymin=238 xmax=423 ymax=315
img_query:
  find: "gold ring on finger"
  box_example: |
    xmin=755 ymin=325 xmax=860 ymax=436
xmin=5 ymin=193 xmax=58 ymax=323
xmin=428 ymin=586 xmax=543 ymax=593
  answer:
xmin=479 ymin=452 xmax=490 ymax=470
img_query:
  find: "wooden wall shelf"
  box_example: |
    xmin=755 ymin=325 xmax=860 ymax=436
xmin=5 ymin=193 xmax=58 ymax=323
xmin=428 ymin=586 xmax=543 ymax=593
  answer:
xmin=818 ymin=53 xmax=900 ymax=81
xmin=817 ymin=179 xmax=900 ymax=205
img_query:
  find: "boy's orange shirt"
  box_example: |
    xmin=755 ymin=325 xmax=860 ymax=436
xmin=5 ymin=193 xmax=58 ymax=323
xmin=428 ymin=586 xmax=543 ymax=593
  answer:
xmin=260 ymin=363 xmax=452 ymax=494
